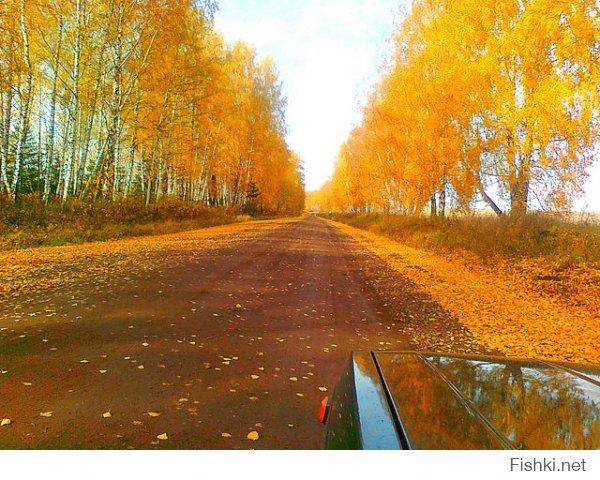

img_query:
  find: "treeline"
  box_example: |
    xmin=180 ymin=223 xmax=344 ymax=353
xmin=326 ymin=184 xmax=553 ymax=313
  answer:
xmin=318 ymin=0 xmax=599 ymax=217
xmin=0 ymin=0 xmax=304 ymax=215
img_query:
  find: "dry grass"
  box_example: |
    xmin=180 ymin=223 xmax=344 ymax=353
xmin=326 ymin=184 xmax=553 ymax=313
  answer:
xmin=324 ymin=212 xmax=600 ymax=314
xmin=330 ymin=218 xmax=600 ymax=364
xmin=0 ymin=196 xmax=250 ymax=250
xmin=323 ymin=212 xmax=600 ymax=267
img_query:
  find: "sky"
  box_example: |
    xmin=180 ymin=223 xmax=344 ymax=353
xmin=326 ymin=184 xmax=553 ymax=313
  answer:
xmin=215 ymin=0 xmax=407 ymax=192
xmin=215 ymin=0 xmax=600 ymax=212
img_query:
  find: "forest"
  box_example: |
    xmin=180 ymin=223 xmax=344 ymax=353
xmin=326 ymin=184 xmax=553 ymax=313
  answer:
xmin=316 ymin=0 xmax=599 ymax=218
xmin=0 ymin=0 xmax=304 ymax=217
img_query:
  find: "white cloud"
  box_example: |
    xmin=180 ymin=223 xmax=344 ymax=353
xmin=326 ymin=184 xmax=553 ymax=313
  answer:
xmin=216 ymin=17 xmax=286 ymax=47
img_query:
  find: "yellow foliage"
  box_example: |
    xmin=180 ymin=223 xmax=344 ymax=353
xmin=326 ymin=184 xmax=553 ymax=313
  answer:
xmin=320 ymin=0 xmax=599 ymax=216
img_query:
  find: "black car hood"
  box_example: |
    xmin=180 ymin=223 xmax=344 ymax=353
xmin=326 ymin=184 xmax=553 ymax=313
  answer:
xmin=372 ymin=352 xmax=600 ymax=450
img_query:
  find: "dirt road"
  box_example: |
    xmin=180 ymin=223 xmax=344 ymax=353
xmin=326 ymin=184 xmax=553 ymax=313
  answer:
xmin=0 ymin=216 xmax=426 ymax=449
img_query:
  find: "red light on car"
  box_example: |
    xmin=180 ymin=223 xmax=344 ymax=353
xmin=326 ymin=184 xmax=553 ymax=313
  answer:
xmin=319 ymin=396 xmax=330 ymax=424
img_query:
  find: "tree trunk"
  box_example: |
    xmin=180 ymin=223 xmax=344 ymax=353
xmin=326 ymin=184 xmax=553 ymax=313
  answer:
xmin=439 ymin=184 xmax=446 ymax=218
xmin=0 ymin=50 xmax=14 ymax=194
xmin=11 ymin=0 xmax=34 ymax=199
xmin=61 ymin=0 xmax=84 ymax=202
xmin=480 ymin=188 xmax=504 ymax=216
xmin=510 ymin=157 xmax=530 ymax=217
xmin=43 ymin=17 xmax=64 ymax=203
xmin=430 ymin=193 xmax=437 ymax=218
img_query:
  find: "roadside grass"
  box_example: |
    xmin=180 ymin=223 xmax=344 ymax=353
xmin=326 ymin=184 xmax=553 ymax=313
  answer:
xmin=324 ymin=212 xmax=600 ymax=267
xmin=324 ymin=212 xmax=600 ymax=312
xmin=0 ymin=196 xmax=252 ymax=250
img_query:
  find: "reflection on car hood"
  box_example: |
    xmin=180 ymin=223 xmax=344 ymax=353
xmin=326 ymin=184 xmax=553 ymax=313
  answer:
xmin=373 ymin=352 xmax=600 ymax=450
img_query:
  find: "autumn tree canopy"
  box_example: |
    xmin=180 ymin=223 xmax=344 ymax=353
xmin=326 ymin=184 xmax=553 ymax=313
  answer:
xmin=0 ymin=0 xmax=304 ymax=214
xmin=319 ymin=0 xmax=599 ymax=216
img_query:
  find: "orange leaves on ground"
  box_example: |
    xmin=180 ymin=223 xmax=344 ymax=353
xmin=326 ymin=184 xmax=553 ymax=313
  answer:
xmin=0 ymin=219 xmax=294 ymax=301
xmin=333 ymin=220 xmax=600 ymax=364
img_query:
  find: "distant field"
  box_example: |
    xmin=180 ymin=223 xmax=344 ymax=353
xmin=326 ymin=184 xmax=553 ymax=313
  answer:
xmin=467 ymin=209 xmax=600 ymax=224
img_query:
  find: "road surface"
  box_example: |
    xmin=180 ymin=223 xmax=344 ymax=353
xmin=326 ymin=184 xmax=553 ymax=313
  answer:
xmin=0 ymin=216 xmax=440 ymax=449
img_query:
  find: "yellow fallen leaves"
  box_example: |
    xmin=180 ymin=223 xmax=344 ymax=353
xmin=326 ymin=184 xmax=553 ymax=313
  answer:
xmin=157 ymin=433 xmax=168 ymax=441
xmin=1 ymin=419 xmax=11 ymax=426
xmin=332 ymin=219 xmax=600 ymax=365
xmin=137 ymin=365 xmax=145 ymax=370
xmin=99 ymin=370 xmax=108 ymax=374
xmin=40 ymin=412 xmax=53 ymax=417
xmin=147 ymin=412 xmax=161 ymax=417
xmin=221 ymin=433 xmax=233 ymax=438
xmin=289 ymin=377 xmax=298 ymax=382
xmin=247 ymin=431 xmax=259 ymax=441
xmin=318 ymin=387 xmax=328 ymax=392
xmin=102 ymin=411 xmax=112 ymax=418
xmin=0 ymin=219 xmax=293 ymax=299
xmin=251 ymin=375 xmax=260 ymax=380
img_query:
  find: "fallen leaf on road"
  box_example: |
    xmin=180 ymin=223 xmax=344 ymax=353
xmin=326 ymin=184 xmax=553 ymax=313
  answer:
xmin=1 ymin=419 xmax=11 ymax=426
xmin=99 ymin=370 xmax=108 ymax=374
xmin=247 ymin=431 xmax=259 ymax=441
xmin=142 ymin=342 xmax=149 ymax=347
xmin=251 ymin=375 xmax=259 ymax=380
xmin=102 ymin=412 xmax=112 ymax=418
xmin=23 ymin=382 xmax=32 ymax=386
xmin=80 ymin=360 xmax=89 ymax=364
xmin=40 ymin=412 xmax=53 ymax=417
xmin=289 ymin=377 xmax=298 ymax=382
xmin=147 ymin=412 xmax=161 ymax=417
xmin=296 ymin=393 xmax=304 ymax=397
xmin=221 ymin=433 xmax=232 ymax=438
xmin=157 ymin=433 xmax=168 ymax=440
xmin=137 ymin=365 xmax=145 ymax=370
xmin=318 ymin=387 xmax=328 ymax=392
